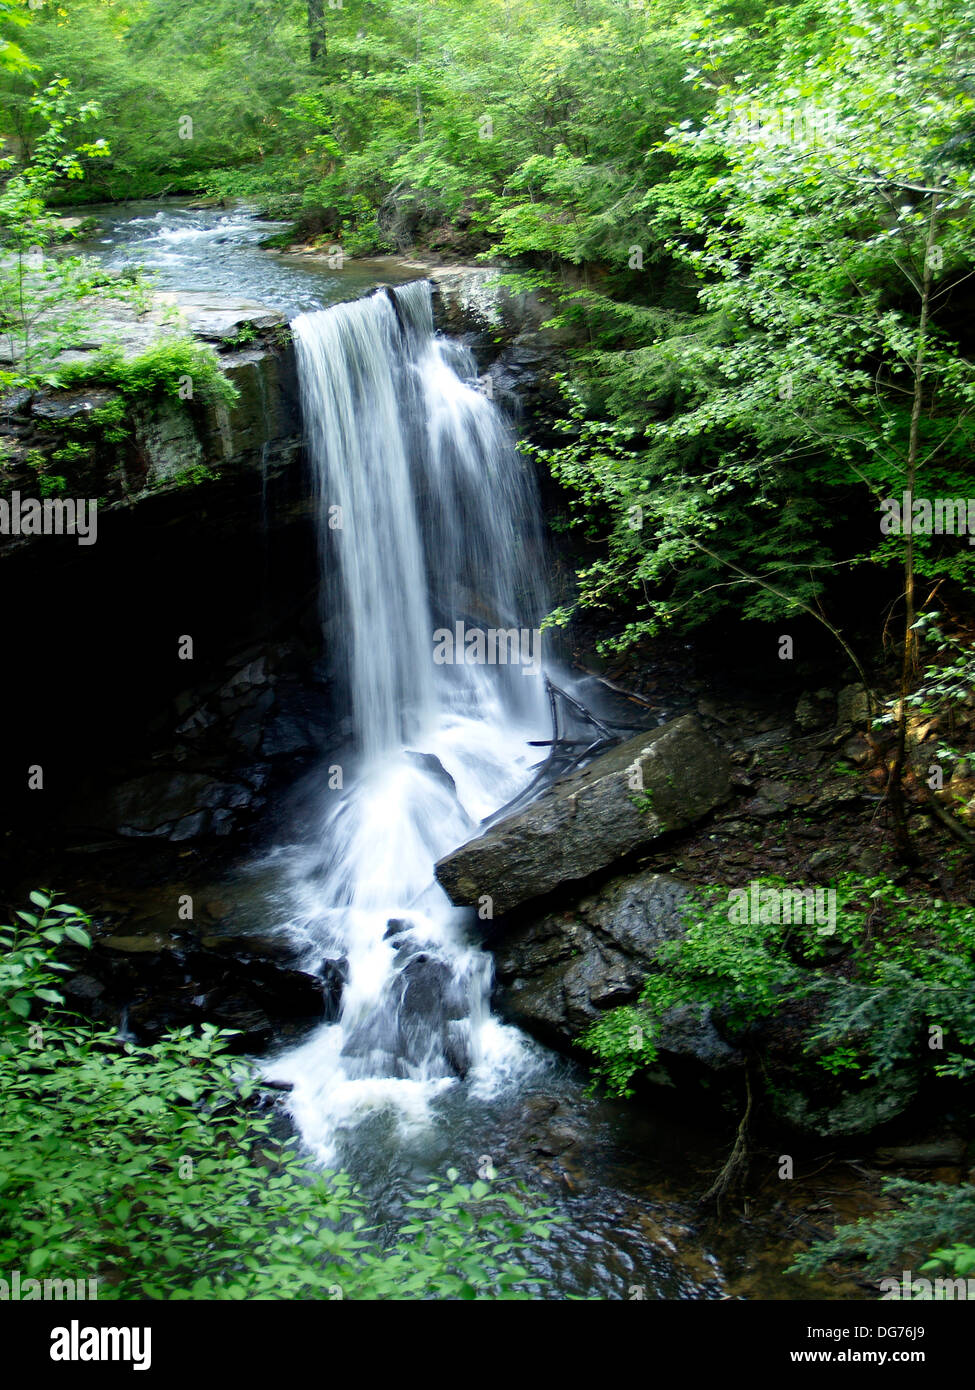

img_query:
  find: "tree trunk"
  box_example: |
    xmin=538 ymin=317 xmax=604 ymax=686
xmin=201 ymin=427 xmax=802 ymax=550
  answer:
xmin=884 ymin=193 xmax=940 ymax=861
xmin=415 ymin=11 xmax=424 ymax=139
xmin=308 ymin=0 xmax=327 ymax=65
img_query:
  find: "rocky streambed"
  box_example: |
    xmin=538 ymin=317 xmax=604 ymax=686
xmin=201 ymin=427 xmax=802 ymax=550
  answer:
xmin=14 ymin=639 xmax=968 ymax=1300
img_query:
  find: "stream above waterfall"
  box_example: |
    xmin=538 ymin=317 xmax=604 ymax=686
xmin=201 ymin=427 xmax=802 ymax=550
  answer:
xmin=62 ymin=199 xmax=866 ymax=1301
xmin=75 ymin=199 xmax=419 ymax=314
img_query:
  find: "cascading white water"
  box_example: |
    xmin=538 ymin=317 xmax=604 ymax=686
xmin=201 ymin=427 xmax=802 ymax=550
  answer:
xmin=266 ymin=282 xmax=550 ymax=1157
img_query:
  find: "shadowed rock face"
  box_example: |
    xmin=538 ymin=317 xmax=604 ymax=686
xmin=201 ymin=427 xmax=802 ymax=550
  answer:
xmin=434 ymin=714 xmax=732 ymax=916
xmin=58 ymin=928 xmax=342 ymax=1053
xmin=0 ymin=293 xmax=299 ymax=552
xmin=489 ymin=868 xmax=741 ymax=1072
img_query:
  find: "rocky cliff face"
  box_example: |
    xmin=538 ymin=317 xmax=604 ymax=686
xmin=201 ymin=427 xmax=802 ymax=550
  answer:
xmin=0 ymin=294 xmax=324 ymax=847
xmin=0 ymin=266 xmax=575 ymax=851
xmin=0 ymin=295 xmax=301 ymax=543
xmin=490 ymin=867 xmax=742 ymax=1073
xmin=426 ymin=263 xmax=582 ymax=428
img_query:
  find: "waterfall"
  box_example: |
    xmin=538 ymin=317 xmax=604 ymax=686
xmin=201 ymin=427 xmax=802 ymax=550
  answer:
xmin=267 ymin=281 xmax=549 ymax=1157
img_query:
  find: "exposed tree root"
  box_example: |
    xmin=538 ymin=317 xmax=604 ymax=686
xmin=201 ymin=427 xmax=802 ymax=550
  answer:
xmin=699 ymin=1064 xmax=754 ymax=1215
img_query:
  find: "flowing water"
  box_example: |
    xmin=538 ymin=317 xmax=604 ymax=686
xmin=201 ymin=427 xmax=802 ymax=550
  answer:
xmin=76 ymin=202 xmax=845 ymax=1299
xmin=75 ymin=199 xmax=417 ymax=314
xmin=266 ymin=281 xmax=551 ymax=1155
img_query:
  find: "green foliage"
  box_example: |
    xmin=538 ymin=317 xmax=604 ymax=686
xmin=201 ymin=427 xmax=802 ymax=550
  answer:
xmin=0 ymin=0 xmax=34 ymax=76
xmin=11 ymin=6 xmax=971 ymax=668
xmin=57 ymin=338 xmax=239 ymax=408
xmin=0 ymin=893 xmax=558 ymax=1299
xmin=906 ymin=615 xmax=975 ymax=723
xmin=580 ymin=876 xmax=975 ymax=1099
xmin=874 ymin=611 xmax=975 ymax=787
xmin=531 ymin=0 xmax=975 ymax=645
xmin=792 ymin=1179 xmax=975 ymax=1284
xmin=923 ymin=1244 xmax=975 ymax=1281
xmin=24 ymin=344 xmax=232 ymax=492
xmin=0 ymin=889 xmax=90 ymax=1023
xmin=0 ymin=77 xmax=111 ymax=385
xmin=0 ymin=0 xmax=300 ymax=202
xmin=165 ymin=462 xmax=219 ymax=488
xmin=24 ymin=445 xmax=69 ymax=493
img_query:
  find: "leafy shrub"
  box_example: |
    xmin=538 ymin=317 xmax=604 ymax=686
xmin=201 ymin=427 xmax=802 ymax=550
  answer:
xmin=792 ymin=1179 xmax=975 ymax=1285
xmin=57 ymin=338 xmax=239 ymax=409
xmin=0 ymin=893 xmax=556 ymax=1300
xmin=580 ymin=876 xmax=975 ymax=1098
xmin=0 ymin=889 xmax=91 ymax=1023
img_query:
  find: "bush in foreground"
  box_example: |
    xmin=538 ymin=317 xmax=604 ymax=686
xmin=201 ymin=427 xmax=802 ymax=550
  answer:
xmin=0 ymin=892 xmax=555 ymax=1300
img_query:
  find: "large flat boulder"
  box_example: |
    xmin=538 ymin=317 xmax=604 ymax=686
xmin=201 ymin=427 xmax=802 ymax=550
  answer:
xmin=435 ymin=714 xmax=731 ymax=915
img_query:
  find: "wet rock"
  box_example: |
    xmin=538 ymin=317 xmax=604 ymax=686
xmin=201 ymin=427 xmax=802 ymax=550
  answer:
xmin=710 ymin=820 xmax=754 ymax=837
xmin=533 ymin=1119 xmax=585 ymax=1157
xmin=102 ymin=933 xmax=177 ymax=953
xmin=444 ymin=1021 xmax=472 ymax=1079
xmin=743 ymin=780 xmax=811 ymax=817
xmin=228 ymin=690 xmax=275 ymax=753
xmin=842 ymin=735 xmax=871 ymax=765
xmin=219 ymin=657 xmax=269 ymax=697
xmin=170 ymin=810 xmax=211 ymax=841
xmin=875 ymin=1138 xmax=967 ymax=1166
xmin=239 ymin=762 xmax=272 ymax=791
xmin=340 ymin=945 xmax=469 ymax=1075
xmin=741 ymin=727 xmax=791 ymax=753
xmin=837 ymin=684 xmax=870 ymax=729
xmin=341 ymin=1011 xmax=400 ymax=1069
xmin=76 ymin=929 xmax=334 ymax=1051
xmin=164 ymin=293 xmax=286 ymax=342
xmin=653 ymin=1002 xmax=740 ymax=1071
xmin=491 ymin=869 xmax=741 ymax=1073
xmin=395 ymin=953 xmax=467 ymax=1023
xmin=436 ymin=715 xmax=731 ymax=915
xmin=806 ymin=848 xmax=836 ymax=871
xmin=522 ymin=1094 xmax=560 ymax=1121
xmin=857 ymin=847 xmax=885 ymax=875
xmin=404 ymin=750 xmax=457 ymax=795
xmin=793 ymin=824 xmax=826 ymax=840
xmin=795 ymin=690 xmax=835 ymax=731
xmin=175 ymin=705 xmax=219 ymax=736
xmin=83 ymin=769 xmax=258 ymax=840
xmin=261 ymin=687 xmax=333 ymax=757
xmin=61 ymin=973 xmax=105 ymax=1003
xmin=808 ymin=777 xmax=862 ymax=812
xmin=130 ymin=397 xmax=205 ymax=486
xmin=1 ymin=387 xmax=35 ymax=415
xmin=31 ymin=388 xmax=119 ymax=422
xmin=318 ymin=958 xmax=347 ymax=1016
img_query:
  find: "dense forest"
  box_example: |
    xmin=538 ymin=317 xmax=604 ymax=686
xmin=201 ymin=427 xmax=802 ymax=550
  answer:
xmin=1 ymin=0 xmax=974 ymax=1328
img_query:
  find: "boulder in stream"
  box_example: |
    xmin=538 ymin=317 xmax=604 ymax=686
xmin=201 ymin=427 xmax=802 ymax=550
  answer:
xmin=435 ymin=714 xmax=731 ymax=915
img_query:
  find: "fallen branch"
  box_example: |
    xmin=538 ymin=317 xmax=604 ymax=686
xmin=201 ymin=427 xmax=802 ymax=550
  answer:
xmin=571 ymin=664 xmax=658 ymax=710
xmin=480 ymin=676 xmax=621 ymax=825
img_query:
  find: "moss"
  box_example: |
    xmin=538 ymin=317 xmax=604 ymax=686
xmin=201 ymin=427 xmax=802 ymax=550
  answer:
xmin=56 ymin=338 xmax=239 ymax=409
